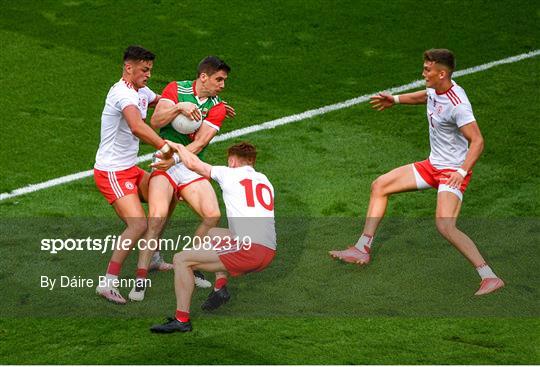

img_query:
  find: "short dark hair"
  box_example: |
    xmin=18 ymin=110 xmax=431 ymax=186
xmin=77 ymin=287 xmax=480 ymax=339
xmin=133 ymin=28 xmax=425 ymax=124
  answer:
xmin=197 ymin=56 xmax=231 ymax=77
xmin=227 ymin=142 xmax=256 ymax=165
xmin=123 ymin=45 xmax=155 ymax=62
xmin=423 ymin=48 xmax=455 ymax=73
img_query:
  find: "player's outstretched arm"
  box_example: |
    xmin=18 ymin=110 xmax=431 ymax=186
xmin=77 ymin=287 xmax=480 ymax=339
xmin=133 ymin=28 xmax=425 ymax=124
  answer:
xmin=164 ymin=140 xmax=212 ymax=178
xmin=370 ymin=90 xmax=427 ymax=111
xmin=399 ymin=90 xmax=428 ymax=105
xmin=123 ymin=105 xmax=172 ymax=158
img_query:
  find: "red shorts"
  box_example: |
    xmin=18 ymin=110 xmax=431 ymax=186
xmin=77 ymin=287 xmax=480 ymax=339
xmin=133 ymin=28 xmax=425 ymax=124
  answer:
xmin=413 ymin=159 xmax=472 ymax=195
xmin=215 ymin=242 xmax=275 ymax=277
xmin=94 ymin=166 xmax=146 ymax=204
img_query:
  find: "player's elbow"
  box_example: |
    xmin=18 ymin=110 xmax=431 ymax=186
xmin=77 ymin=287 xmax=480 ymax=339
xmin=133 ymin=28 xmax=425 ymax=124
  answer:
xmin=129 ymin=124 xmax=143 ymax=137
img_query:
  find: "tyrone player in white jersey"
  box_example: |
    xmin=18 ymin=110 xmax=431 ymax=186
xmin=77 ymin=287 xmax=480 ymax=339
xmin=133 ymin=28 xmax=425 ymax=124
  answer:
xmin=150 ymin=142 xmax=276 ymax=333
xmin=330 ymin=49 xmax=504 ymax=296
xmin=93 ymin=46 xmax=175 ymax=304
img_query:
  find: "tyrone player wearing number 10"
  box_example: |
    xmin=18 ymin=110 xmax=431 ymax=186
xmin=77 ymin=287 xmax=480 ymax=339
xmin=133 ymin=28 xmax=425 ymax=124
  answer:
xmin=330 ymin=49 xmax=504 ymax=296
xmin=150 ymin=142 xmax=276 ymax=333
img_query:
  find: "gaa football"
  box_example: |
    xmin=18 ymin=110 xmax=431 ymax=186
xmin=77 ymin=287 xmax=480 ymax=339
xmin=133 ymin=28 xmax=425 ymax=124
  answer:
xmin=171 ymin=110 xmax=203 ymax=134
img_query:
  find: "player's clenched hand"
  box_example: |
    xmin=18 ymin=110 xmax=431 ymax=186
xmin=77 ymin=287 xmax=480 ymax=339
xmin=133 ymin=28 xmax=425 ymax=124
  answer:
xmin=370 ymin=92 xmax=395 ymax=111
xmin=151 ymin=157 xmax=175 ymax=171
xmin=160 ymin=146 xmax=173 ymax=160
xmin=177 ymin=102 xmax=202 ymax=121
xmin=442 ymin=171 xmax=464 ymax=189
xmin=223 ymin=101 xmax=236 ymax=119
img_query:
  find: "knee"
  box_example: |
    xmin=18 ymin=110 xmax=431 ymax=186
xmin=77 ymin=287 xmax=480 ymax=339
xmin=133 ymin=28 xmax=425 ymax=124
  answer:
xmin=371 ymin=176 xmax=387 ymax=196
xmin=127 ymin=218 xmax=147 ymax=237
xmin=207 ymin=227 xmax=219 ymax=237
xmin=173 ymin=252 xmax=187 ymax=267
xmin=436 ymin=218 xmax=456 ymax=238
xmin=201 ymin=207 xmax=221 ymax=225
xmin=148 ymin=203 xmax=169 ymax=220
xmin=146 ymin=216 xmax=166 ymax=234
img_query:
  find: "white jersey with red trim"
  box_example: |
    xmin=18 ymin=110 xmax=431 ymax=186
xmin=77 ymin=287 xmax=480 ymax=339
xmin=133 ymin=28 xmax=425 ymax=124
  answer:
xmin=94 ymin=80 xmax=157 ymax=171
xmin=211 ymin=165 xmax=276 ymax=250
xmin=426 ymin=81 xmax=476 ymax=169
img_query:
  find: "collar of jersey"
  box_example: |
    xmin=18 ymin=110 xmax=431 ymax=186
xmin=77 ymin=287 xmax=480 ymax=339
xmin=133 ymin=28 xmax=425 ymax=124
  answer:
xmin=435 ymin=81 xmax=456 ymax=95
xmin=121 ymin=78 xmax=138 ymax=91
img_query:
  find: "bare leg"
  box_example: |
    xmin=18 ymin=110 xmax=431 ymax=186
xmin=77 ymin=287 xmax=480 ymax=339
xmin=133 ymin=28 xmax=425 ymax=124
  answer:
xmin=435 ymin=191 xmax=504 ymax=295
xmin=208 ymin=228 xmax=232 ymax=286
xmin=173 ymin=250 xmax=227 ymax=312
xmin=363 ymin=164 xmax=419 ymax=236
xmin=110 ymin=194 xmax=147 ymax=265
xmin=330 ymin=164 xmax=419 ymax=263
xmin=97 ymin=193 xmax=147 ymax=303
xmin=137 ymin=175 xmax=175 ymax=271
xmin=149 ymin=249 xmax=228 ymax=332
xmin=181 ymin=180 xmax=221 ymax=238
xmin=435 ymin=191 xmax=486 ymax=267
xmin=137 ymin=171 xmax=151 ymax=203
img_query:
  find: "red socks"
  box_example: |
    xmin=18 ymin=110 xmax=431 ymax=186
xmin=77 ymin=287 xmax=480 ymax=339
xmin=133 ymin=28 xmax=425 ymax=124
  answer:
xmin=106 ymin=261 xmax=121 ymax=276
xmin=175 ymin=310 xmax=190 ymax=323
xmin=215 ymin=278 xmax=228 ymax=291
xmin=136 ymin=268 xmax=148 ymax=279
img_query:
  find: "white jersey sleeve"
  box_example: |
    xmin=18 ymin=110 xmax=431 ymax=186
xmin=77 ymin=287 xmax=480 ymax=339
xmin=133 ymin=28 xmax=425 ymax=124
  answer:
xmin=210 ymin=165 xmax=228 ymax=185
xmin=138 ymin=87 xmax=157 ymax=120
xmin=452 ymin=102 xmax=475 ymax=128
xmin=117 ymin=90 xmax=139 ymax=111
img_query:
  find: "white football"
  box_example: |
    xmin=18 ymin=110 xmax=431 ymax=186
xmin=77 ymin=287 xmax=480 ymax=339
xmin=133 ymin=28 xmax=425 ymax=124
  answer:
xmin=171 ymin=110 xmax=203 ymax=134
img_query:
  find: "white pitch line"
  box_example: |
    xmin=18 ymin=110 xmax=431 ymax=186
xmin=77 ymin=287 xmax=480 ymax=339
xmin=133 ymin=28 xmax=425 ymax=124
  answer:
xmin=1 ymin=49 xmax=539 ymax=201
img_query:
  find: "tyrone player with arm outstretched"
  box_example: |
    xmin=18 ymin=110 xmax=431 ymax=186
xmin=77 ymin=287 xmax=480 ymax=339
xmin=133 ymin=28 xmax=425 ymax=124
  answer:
xmin=93 ymin=46 xmax=175 ymax=304
xmin=329 ymin=49 xmax=504 ymax=296
xmin=128 ymin=56 xmax=235 ymax=301
xmin=150 ymin=141 xmax=276 ymax=333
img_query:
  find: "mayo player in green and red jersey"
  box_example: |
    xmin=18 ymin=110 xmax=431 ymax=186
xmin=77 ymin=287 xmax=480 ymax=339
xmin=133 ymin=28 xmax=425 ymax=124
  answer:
xmin=128 ymin=56 xmax=234 ymax=301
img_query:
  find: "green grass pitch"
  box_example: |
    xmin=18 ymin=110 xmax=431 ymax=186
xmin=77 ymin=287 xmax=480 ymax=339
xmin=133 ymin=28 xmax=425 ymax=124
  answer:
xmin=0 ymin=1 xmax=539 ymax=364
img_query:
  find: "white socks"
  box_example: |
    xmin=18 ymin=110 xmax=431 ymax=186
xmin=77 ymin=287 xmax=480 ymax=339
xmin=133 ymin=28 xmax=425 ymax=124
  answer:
xmin=104 ymin=273 xmax=118 ymax=287
xmin=476 ymin=264 xmax=497 ymax=280
xmin=354 ymin=234 xmax=373 ymax=253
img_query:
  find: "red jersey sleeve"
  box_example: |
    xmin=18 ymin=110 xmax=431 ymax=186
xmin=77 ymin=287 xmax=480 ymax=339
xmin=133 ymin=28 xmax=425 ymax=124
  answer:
xmin=204 ymin=102 xmax=226 ymax=130
xmin=160 ymin=82 xmax=178 ymax=104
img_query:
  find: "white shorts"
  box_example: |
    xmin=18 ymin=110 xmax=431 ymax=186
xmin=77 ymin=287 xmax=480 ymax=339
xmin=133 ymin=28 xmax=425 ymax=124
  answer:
xmin=167 ymin=162 xmax=203 ymax=186
xmin=150 ymin=154 xmax=207 ymax=197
